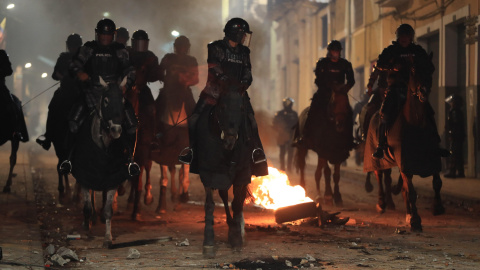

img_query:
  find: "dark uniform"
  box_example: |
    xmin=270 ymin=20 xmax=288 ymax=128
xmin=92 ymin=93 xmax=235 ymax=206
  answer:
xmin=303 ymin=46 xmax=355 ymax=146
xmin=0 ymin=50 xmax=28 ymax=142
xmin=445 ymin=95 xmax=465 ymax=178
xmin=273 ymin=98 xmax=298 ymax=171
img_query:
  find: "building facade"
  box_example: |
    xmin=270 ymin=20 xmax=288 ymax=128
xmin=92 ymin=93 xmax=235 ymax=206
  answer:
xmin=266 ymin=0 xmax=480 ymax=177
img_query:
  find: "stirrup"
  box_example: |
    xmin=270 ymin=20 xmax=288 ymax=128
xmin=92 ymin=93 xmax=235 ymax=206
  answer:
xmin=178 ymin=147 xmax=193 ymax=165
xmin=128 ymin=162 xmax=140 ymax=177
xmin=36 ymin=135 xmax=51 ymax=150
xmin=59 ymin=160 xmax=72 ymax=174
xmin=252 ymin=148 xmax=267 ymax=164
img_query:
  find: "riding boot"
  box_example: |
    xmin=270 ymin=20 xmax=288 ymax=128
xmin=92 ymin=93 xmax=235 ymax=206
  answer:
xmin=36 ymin=134 xmax=51 ymax=151
xmin=373 ymin=121 xmax=387 ymax=159
xmin=179 ymin=97 xmax=208 ymax=165
xmin=68 ymin=102 xmax=87 ymax=134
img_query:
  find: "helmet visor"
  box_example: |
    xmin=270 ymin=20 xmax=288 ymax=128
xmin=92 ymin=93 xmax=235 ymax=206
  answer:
xmin=242 ymin=32 xmax=252 ymax=47
xmin=133 ymin=40 xmax=149 ymax=52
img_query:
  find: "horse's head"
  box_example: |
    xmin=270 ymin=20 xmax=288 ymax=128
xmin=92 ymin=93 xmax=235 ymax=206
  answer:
xmin=97 ymin=77 xmax=127 ymax=140
xmin=215 ymin=84 xmax=245 ymax=151
xmin=329 ymin=91 xmax=350 ymax=133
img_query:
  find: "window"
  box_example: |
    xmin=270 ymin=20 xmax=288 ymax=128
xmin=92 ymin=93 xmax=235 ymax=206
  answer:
xmin=321 ymin=15 xmax=328 ymax=48
xmin=353 ymin=0 xmax=363 ymax=28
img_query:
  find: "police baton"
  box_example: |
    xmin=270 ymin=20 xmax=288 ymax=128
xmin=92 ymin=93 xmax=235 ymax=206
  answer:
xmin=21 ymin=82 xmax=60 ymax=107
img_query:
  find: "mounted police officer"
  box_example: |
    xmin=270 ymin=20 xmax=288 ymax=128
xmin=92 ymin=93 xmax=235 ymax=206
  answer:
xmin=59 ymin=18 xmax=136 ymax=174
xmin=36 ymin=33 xmax=83 ymax=150
xmin=0 ymin=50 xmax=28 ymax=142
xmin=273 ymin=97 xmax=298 ymax=171
xmin=372 ymin=24 xmax=437 ymax=158
xmin=300 ymin=40 xmax=355 ymax=147
xmin=179 ymin=17 xmax=267 ymax=172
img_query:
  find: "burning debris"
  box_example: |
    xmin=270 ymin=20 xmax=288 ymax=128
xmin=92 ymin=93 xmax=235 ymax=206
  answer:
xmin=249 ymin=167 xmax=349 ymax=226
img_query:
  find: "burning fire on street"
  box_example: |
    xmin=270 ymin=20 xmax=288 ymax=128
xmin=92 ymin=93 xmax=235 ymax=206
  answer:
xmin=249 ymin=167 xmax=313 ymax=210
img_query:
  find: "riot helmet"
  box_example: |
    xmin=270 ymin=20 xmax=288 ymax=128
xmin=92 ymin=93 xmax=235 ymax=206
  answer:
xmin=282 ymin=97 xmax=294 ymax=110
xmin=396 ymin=24 xmax=415 ymax=47
xmin=95 ymin=18 xmax=116 ymax=35
xmin=327 ymin=40 xmax=342 ymax=60
xmin=131 ymin=30 xmax=149 ymax=52
xmin=224 ymin=17 xmax=252 ymax=47
xmin=66 ymin=33 xmax=82 ymax=53
xmin=115 ymin=27 xmax=130 ymax=46
xmin=174 ymin=35 xmax=190 ymax=55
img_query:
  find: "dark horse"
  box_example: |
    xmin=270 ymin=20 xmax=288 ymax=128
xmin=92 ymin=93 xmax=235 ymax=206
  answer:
xmin=193 ymin=84 xmax=264 ymax=258
xmin=1 ymin=90 xmax=29 ymax=193
xmin=71 ymin=77 xmax=134 ymax=247
xmin=294 ymin=90 xmax=354 ymax=206
xmin=364 ymin=65 xmax=445 ymax=232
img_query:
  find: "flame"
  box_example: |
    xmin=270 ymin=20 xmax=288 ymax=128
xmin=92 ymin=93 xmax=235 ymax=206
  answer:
xmin=250 ymin=167 xmax=313 ymax=210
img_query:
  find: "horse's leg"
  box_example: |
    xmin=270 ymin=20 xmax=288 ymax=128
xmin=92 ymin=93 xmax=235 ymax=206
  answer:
xmin=229 ymin=184 xmax=247 ymax=250
xmin=155 ymin=165 xmax=168 ymax=214
xmin=401 ymin=172 xmax=422 ymax=232
xmin=332 ymin=163 xmax=343 ymax=207
xmin=100 ymin=191 xmax=107 ymax=224
xmin=279 ymin=144 xmax=286 ymax=171
xmin=82 ymin=187 xmax=93 ymax=230
xmin=127 ymin=179 xmax=135 ymax=204
xmin=297 ymin=146 xmax=307 ymax=189
xmin=169 ymin=165 xmax=178 ymax=204
xmin=203 ymin=187 xmax=216 ymax=258
xmin=375 ymin=170 xmax=386 ymax=213
xmin=384 ymin=169 xmax=395 ymax=210
xmin=91 ymin=191 xmax=97 ymax=225
xmin=3 ymin=139 xmax=19 ymax=193
xmin=144 ymin=160 xmax=154 ymax=205
xmin=365 ymin=172 xmax=374 ymax=193
xmin=179 ymin=164 xmax=190 ymax=203
xmin=218 ymin=189 xmax=233 ymax=225
xmin=432 ymin=173 xmax=445 ymax=216
xmin=103 ymin=188 xmax=116 ymax=248
xmin=323 ymin=160 xmax=333 ymax=206
xmin=64 ymin=173 xmax=72 ymax=202
xmin=73 ymin=182 xmax=81 ymax=205
xmin=314 ymin=155 xmax=323 ymax=196
xmin=131 ymin=173 xmax=142 ymax=221
xmin=57 ymin=161 xmax=66 ymax=204
xmin=391 ymin=172 xmax=403 ymax=195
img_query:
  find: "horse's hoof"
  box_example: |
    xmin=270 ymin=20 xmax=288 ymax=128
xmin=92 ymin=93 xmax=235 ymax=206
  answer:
xmin=334 ymin=196 xmax=343 ymax=207
xmin=3 ymin=186 xmax=11 ymax=193
xmin=405 ymin=214 xmax=411 ymax=224
xmin=144 ymin=194 xmax=154 ymax=205
xmin=103 ymin=240 xmax=113 ymax=249
xmin=131 ymin=213 xmax=142 ymax=221
xmin=433 ymin=205 xmax=446 ymax=216
xmin=202 ymin=246 xmax=215 ymax=259
xmin=82 ymin=221 xmax=91 ymax=231
xmin=410 ymin=223 xmax=423 ymax=232
xmin=180 ymin=192 xmax=190 ymax=203
xmin=386 ymin=202 xmax=396 ymax=211
xmin=376 ymin=204 xmax=386 ymax=214
xmin=155 ymin=207 xmax=166 ymax=215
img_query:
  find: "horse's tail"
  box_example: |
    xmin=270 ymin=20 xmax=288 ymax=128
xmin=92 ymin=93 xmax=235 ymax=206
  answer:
xmin=391 ymin=174 xmax=403 ymax=195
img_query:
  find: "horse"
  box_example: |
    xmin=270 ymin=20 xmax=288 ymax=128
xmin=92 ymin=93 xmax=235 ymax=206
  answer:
xmin=1 ymin=90 xmax=29 ymax=193
xmin=193 ymin=83 xmax=266 ymax=258
xmin=150 ymin=83 xmax=196 ymax=213
xmin=364 ymin=63 xmax=444 ymax=232
xmin=70 ymin=77 xmax=135 ymax=248
xmin=294 ymin=89 xmax=354 ymax=206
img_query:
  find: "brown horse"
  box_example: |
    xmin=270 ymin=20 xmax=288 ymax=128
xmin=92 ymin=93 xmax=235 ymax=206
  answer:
xmin=364 ymin=66 xmax=444 ymax=232
xmin=294 ymin=90 xmax=354 ymax=206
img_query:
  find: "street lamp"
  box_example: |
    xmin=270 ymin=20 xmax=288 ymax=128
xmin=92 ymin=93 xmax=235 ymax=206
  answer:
xmin=103 ymin=12 xmax=110 ymax=17
xmin=171 ymin=30 xmax=180 ymax=37
xmin=41 ymin=73 xmax=47 ymax=78
xmin=6 ymin=4 xmax=14 ymax=9
xmin=25 ymin=63 xmax=32 ymax=68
